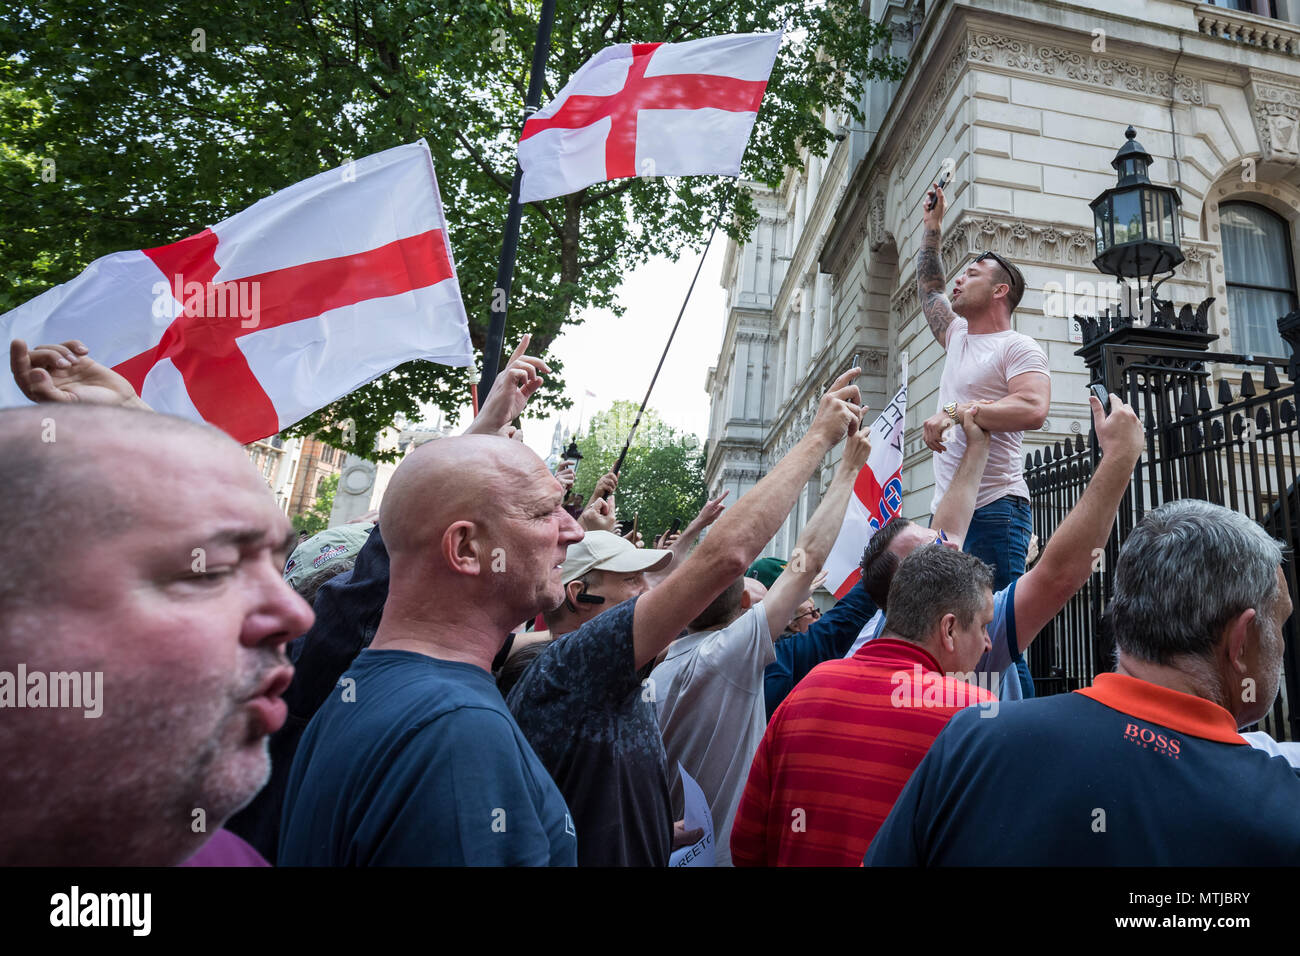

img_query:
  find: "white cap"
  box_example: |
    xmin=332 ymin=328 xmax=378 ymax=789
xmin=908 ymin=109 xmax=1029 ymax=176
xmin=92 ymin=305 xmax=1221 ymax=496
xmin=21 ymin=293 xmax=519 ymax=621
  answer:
xmin=560 ymin=530 xmax=673 ymax=584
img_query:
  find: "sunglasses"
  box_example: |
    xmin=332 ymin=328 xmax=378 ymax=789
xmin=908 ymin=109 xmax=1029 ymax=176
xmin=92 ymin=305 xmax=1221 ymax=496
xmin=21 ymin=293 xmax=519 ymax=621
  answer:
xmin=975 ymin=251 xmax=1021 ymax=295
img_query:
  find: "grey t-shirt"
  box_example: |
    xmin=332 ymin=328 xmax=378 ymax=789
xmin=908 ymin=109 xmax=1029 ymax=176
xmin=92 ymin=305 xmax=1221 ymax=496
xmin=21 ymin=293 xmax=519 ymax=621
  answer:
xmin=651 ymin=604 xmax=775 ymax=866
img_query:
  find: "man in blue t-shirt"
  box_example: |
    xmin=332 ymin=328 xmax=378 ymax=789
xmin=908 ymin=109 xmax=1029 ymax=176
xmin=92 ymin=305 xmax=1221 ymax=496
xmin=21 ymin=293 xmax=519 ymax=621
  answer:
xmin=866 ymin=499 xmax=1300 ymax=865
xmin=279 ymin=434 xmax=585 ymax=866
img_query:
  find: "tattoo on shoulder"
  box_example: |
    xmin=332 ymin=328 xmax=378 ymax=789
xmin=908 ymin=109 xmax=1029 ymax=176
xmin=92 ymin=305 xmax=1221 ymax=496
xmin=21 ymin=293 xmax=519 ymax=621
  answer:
xmin=923 ymin=290 xmax=955 ymax=341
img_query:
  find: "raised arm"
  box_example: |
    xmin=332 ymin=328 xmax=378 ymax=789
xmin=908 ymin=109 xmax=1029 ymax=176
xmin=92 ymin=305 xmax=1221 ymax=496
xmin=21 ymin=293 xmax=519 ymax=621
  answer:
xmin=645 ymin=490 xmax=729 ymax=588
xmin=917 ymin=182 xmax=957 ymax=347
xmin=763 ymin=426 xmax=872 ymax=639
xmin=630 ymin=369 xmax=864 ymax=669
xmin=930 ymin=407 xmax=992 ymax=544
xmin=1012 ymin=393 xmax=1145 ymax=648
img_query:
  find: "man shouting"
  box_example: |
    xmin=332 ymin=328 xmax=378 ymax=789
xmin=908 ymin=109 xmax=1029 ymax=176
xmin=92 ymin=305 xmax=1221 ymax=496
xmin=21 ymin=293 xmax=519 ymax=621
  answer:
xmin=917 ymin=181 xmax=1049 ymax=693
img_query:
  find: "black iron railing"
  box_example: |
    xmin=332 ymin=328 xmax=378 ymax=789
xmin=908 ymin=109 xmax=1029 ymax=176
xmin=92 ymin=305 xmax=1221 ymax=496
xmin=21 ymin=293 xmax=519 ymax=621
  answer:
xmin=1024 ymin=308 xmax=1300 ymax=742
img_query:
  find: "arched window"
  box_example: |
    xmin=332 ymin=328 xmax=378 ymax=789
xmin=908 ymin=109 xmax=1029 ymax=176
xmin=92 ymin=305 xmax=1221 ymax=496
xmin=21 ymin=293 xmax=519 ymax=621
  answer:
xmin=1220 ymin=202 xmax=1297 ymax=357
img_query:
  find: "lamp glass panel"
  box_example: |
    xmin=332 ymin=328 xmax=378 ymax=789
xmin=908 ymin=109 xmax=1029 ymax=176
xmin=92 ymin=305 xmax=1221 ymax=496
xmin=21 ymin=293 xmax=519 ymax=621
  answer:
xmin=1112 ymin=190 xmax=1142 ymax=245
xmin=1142 ymin=190 xmax=1156 ymax=240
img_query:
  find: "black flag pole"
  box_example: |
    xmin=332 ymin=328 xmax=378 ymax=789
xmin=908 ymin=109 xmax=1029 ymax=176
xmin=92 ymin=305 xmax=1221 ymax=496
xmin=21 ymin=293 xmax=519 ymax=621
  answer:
xmin=478 ymin=0 xmax=558 ymax=401
xmin=600 ymin=213 xmax=722 ymax=498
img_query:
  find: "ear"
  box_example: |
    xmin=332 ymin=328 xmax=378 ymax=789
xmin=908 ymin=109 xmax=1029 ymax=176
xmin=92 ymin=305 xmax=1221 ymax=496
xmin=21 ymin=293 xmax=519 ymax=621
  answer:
xmin=565 ymin=579 xmax=584 ymax=606
xmin=441 ymin=520 xmax=482 ymax=576
xmin=1224 ymin=606 xmax=1257 ymax=675
xmin=939 ymin=612 xmax=958 ymax=652
xmin=740 ymin=590 xmax=754 ymax=610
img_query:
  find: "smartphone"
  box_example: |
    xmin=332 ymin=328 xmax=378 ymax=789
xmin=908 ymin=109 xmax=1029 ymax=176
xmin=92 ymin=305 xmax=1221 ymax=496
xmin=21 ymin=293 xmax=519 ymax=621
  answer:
xmin=925 ymin=165 xmax=953 ymax=211
xmin=614 ymin=519 xmax=631 ymax=536
xmin=1089 ymin=383 xmax=1112 ymax=414
xmin=668 ymin=517 xmax=681 ymax=535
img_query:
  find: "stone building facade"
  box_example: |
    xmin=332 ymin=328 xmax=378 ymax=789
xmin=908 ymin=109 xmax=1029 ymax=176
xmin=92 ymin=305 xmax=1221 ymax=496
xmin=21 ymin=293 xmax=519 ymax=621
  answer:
xmin=705 ymin=0 xmax=1300 ymax=558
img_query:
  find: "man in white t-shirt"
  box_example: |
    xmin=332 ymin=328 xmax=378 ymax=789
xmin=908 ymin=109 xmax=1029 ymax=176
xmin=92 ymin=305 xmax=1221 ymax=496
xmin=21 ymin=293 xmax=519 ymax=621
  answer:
xmin=915 ymin=180 xmax=1050 ymax=694
xmin=650 ymin=424 xmax=872 ymax=865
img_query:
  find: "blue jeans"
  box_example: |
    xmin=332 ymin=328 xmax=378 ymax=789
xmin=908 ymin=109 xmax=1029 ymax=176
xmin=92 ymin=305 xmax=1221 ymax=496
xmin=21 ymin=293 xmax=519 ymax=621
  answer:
xmin=962 ymin=495 xmax=1035 ymax=698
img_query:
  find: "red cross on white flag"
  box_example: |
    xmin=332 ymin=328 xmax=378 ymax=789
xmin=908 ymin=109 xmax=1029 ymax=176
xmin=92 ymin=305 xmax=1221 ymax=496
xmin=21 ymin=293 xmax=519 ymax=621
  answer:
xmin=517 ymin=31 xmax=782 ymax=203
xmin=0 ymin=141 xmax=473 ymax=443
xmin=823 ymin=357 xmax=909 ymax=600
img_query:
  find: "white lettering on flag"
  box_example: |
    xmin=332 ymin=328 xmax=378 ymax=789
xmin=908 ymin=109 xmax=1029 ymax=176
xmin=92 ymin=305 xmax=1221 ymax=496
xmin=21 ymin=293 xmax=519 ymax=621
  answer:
xmin=823 ymin=355 xmax=909 ymax=599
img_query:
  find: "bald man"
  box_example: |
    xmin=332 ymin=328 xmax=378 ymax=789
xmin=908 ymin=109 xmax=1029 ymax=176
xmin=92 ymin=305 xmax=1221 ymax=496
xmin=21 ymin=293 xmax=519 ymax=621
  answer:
xmin=278 ymin=434 xmax=586 ymax=866
xmin=0 ymin=404 xmax=314 ymax=865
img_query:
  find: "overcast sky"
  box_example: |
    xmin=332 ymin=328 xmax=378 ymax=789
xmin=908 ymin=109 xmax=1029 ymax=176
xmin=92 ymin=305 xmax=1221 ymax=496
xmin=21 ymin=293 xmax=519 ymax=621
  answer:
xmin=512 ymin=241 xmax=728 ymax=462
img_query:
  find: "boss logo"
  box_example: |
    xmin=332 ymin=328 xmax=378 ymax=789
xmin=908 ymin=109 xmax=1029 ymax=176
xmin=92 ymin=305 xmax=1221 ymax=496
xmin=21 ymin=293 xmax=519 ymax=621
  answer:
xmin=1123 ymin=722 xmax=1181 ymax=759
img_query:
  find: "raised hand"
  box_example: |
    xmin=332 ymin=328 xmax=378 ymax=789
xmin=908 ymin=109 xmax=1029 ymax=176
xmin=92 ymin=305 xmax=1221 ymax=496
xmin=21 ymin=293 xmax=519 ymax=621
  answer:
xmin=579 ymin=494 xmax=616 ymax=533
xmin=837 ymin=420 xmax=873 ymax=475
xmin=810 ymin=367 xmax=865 ymax=446
xmin=922 ymin=181 xmax=947 ymax=230
xmin=10 ymin=339 xmax=150 ymax=409
xmin=959 ymin=404 xmax=991 ymax=446
xmin=686 ymin=489 xmax=729 ymax=536
xmin=590 ymin=470 xmax=618 ymax=502
xmin=467 ymin=333 xmax=550 ymax=436
xmin=1092 ymin=392 xmax=1144 ymax=464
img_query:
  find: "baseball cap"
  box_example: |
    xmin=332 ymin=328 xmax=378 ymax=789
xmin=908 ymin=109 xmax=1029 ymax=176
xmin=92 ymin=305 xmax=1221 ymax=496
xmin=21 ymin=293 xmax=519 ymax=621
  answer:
xmin=747 ymin=556 xmax=788 ymax=589
xmin=560 ymin=530 xmax=672 ymax=584
xmin=284 ymin=523 xmax=375 ymax=590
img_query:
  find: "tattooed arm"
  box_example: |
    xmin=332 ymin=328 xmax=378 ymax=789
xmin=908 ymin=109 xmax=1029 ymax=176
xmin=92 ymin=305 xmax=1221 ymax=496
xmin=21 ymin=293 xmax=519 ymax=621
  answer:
xmin=918 ymin=182 xmax=957 ymax=347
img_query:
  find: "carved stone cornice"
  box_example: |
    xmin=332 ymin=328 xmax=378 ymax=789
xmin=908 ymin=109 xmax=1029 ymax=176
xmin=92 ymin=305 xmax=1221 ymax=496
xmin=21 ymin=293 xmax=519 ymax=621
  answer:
xmin=1248 ymin=71 xmax=1300 ymax=164
xmin=967 ymin=31 xmax=1205 ymax=106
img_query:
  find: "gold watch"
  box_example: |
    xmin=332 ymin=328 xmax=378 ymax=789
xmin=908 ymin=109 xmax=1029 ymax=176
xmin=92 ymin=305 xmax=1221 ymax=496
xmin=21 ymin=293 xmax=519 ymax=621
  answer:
xmin=944 ymin=401 xmax=960 ymax=424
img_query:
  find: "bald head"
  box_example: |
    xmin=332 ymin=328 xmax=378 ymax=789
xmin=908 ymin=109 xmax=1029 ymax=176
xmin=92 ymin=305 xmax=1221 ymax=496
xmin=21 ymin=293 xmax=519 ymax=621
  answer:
xmin=381 ymin=434 xmax=549 ymax=558
xmin=378 ymin=433 xmax=585 ymax=643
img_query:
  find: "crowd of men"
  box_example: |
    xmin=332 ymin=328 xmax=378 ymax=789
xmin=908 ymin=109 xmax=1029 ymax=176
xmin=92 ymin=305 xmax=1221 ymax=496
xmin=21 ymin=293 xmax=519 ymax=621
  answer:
xmin=2 ymin=183 xmax=1298 ymax=867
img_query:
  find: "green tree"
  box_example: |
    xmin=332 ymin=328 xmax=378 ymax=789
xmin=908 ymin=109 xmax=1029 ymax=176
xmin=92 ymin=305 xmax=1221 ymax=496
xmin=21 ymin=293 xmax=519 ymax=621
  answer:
xmin=573 ymin=400 xmax=706 ymax=541
xmin=0 ymin=3 xmax=904 ymax=458
xmin=292 ymin=471 xmax=339 ymax=537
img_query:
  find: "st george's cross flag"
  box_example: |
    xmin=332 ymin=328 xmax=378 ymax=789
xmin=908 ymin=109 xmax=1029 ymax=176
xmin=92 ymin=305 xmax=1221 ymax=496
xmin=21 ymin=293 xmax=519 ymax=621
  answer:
xmin=517 ymin=31 xmax=782 ymax=203
xmin=0 ymin=141 xmax=473 ymax=444
xmin=822 ymin=357 xmax=909 ymax=600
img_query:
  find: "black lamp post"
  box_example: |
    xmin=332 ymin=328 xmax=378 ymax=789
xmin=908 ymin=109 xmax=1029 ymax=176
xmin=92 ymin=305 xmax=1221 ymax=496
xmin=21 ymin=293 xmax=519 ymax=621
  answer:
xmin=562 ymin=439 xmax=583 ymax=463
xmin=1090 ymin=126 xmax=1184 ymax=284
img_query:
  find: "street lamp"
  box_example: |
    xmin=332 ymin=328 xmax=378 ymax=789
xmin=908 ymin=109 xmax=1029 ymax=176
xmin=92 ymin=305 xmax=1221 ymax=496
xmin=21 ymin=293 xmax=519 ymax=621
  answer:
xmin=1090 ymin=126 xmax=1184 ymax=282
xmin=562 ymin=439 xmax=583 ymax=462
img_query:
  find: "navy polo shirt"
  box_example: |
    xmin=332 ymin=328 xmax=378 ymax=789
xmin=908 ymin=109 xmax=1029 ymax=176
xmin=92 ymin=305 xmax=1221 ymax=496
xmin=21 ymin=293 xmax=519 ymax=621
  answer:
xmin=865 ymin=673 xmax=1300 ymax=865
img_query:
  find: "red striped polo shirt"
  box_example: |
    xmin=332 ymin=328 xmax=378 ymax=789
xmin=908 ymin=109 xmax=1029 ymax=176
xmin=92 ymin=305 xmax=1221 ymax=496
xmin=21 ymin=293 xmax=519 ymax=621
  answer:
xmin=730 ymin=637 xmax=996 ymax=867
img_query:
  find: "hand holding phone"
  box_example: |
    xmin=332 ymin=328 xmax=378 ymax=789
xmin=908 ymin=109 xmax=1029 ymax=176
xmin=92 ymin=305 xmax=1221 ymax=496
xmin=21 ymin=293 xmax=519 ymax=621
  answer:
xmin=925 ymin=167 xmax=952 ymax=212
xmin=1089 ymin=383 xmax=1112 ymax=414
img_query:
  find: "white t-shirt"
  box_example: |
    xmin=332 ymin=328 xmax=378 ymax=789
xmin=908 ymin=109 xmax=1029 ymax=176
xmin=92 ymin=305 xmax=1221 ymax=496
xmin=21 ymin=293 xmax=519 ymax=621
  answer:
xmin=931 ymin=317 xmax=1049 ymax=512
xmin=650 ymin=604 xmax=774 ymax=866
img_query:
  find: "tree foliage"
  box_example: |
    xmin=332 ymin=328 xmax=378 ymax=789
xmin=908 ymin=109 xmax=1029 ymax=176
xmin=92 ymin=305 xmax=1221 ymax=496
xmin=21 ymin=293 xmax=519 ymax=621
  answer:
xmin=292 ymin=470 xmax=339 ymax=536
xmin=572 ymin=400 xmax=706 ymax=541
xmin=0 ymin=2 xmax=905 ymax=458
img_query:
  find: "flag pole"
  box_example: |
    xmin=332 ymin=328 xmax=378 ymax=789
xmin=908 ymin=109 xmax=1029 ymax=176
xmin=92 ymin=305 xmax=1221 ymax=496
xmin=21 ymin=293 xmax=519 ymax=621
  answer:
xmin=602 ymin=217 xmax=720 ymax=494
xmin=478 ymin=0 xmax=558 ymax=402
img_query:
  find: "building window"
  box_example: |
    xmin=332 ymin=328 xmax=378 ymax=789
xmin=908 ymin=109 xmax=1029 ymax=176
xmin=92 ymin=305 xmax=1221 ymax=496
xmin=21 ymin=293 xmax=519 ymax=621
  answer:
xmin=1220 ymin=202 xmax=1297 ymax=357
xmin=263 ymin=453 xmax=276 ymax=479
